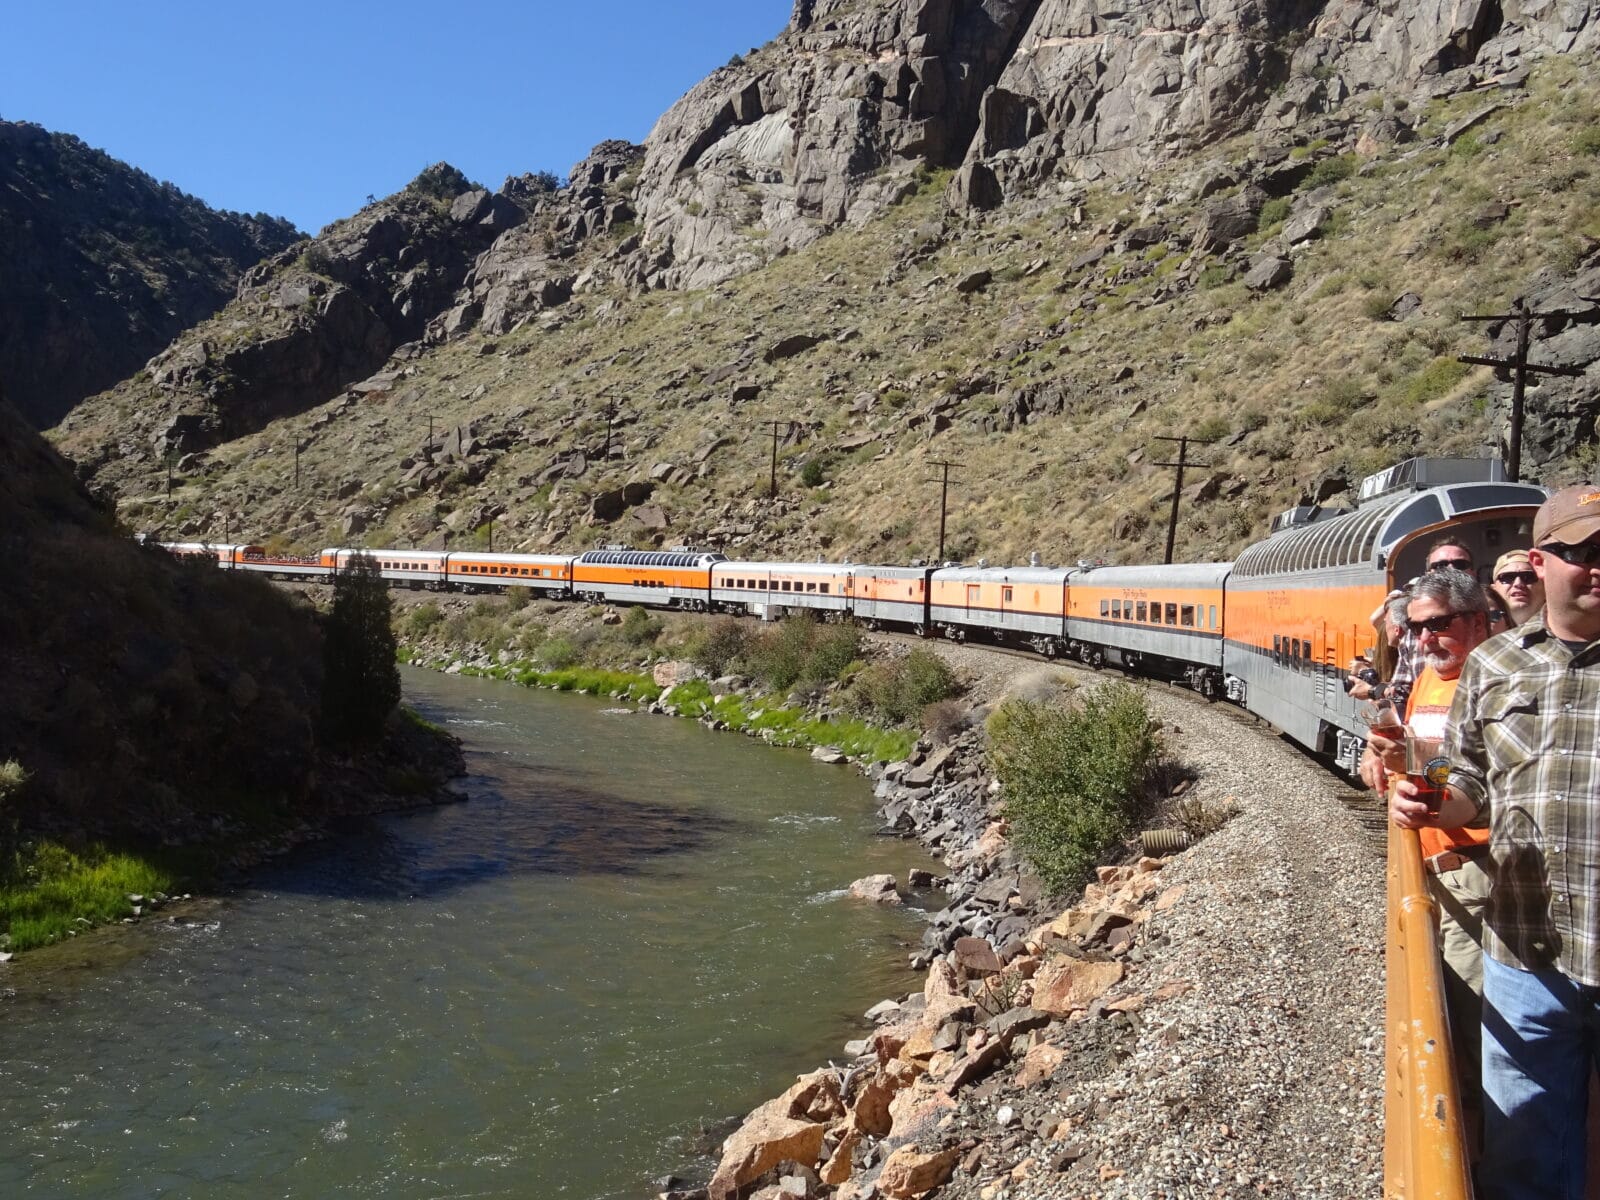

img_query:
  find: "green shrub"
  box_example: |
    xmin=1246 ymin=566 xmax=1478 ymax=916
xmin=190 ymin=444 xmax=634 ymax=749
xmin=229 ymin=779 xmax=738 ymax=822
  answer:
xmin=621 ymin=605 xmax=664 ymax=647
xmin=804 ymin=621 xmax=862 ymax=684
xmin=801 ymin=457 xmax=829 ymax=487
xmin=403 ymin=601 xmax=445 ymax=638
xmin=1304 ymin=154 xmax=1357 ymax=188
xmin=1574 ymin=127 xmax=1600 ymax=157
xmin=747 ymin=614 xmax=819 ymax=690
xmin=988 ymin=683 xmax=1161 ymax=896
xmin=537 ymin=636 xmax=579 ymax=669
xmin=1192 ymin=415 xmax=1230 ymax=442
xmin=0 ymin=760 xmax=25 ymax=883
xmin=1198 ymin=265 xmax=1231 ymax=290
xmin=1397 ymin=357 xmax=1471 ymax=407
xmin=0 ymin=841 xmax=176 ymax=952
xmin=689 ymin=618 xmax=752 ymax=677
xmin=1257 ymin=196 xmax=1292 ymax=230
xmin=854 ymin=648 xmax=960 ymax=723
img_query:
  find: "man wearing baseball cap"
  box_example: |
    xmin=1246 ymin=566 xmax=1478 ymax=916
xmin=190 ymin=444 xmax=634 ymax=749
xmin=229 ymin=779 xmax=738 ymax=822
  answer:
xmin=1492 ymin=548 xmax=1545 ymax=628
xmin=1391 ymin=484 xmax=1600 ymax=1198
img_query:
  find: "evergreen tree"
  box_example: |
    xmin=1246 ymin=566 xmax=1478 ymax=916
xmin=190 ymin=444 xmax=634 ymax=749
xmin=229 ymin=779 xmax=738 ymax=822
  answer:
xmin=321 ymin=554 xmax=400 ymax=744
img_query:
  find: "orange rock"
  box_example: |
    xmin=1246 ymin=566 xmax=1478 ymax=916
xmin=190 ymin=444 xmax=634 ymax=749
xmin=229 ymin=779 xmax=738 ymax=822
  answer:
xmin=781 ymin=1069 xmax=844 ymax=1122
xmin=888 ymin=1082 xmax=957 ymax=1141
xmin=821 ymin=1128 xmax=861 ymax=1186
xmin=877 ymin=1145 xmax=962 ymax=1199
xmin=1015 ymin=1042 xmax=1066 ymax=1087
xmin=1096 ymin=865 xmax=1135 ymax=886
xmin=1150 ymin=980 xmax=1194 ymax=1001
xmin=924 ymin=958 xmax=963 ymax=1002
xmin=1103 ymin=993 xmax=1145 ymax=1014
xmin=1136 ymin=855 xmax=1167 ymax=873
xmin=850 ymin=1073 xmax=895 ymax=1138
xmin=1154 ymin=883 xmax=1189 ymax=912
xmin=707 ymin=1101 xmax=826 ymax=1200
xmin=1031 ymin=958 xmax=1125 ymax=1016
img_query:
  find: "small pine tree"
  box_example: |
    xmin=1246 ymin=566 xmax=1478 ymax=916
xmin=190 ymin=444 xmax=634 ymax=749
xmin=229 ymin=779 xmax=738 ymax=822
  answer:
xmin=321 ymin=554 xmax=401 ymax=745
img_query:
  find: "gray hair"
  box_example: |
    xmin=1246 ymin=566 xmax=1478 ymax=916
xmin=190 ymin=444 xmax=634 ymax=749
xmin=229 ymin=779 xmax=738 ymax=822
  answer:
xmin=1385 ymin=592 xmax=1411 ymax=629
xmin=1409 ymin=569 xmax=1492 ymax=616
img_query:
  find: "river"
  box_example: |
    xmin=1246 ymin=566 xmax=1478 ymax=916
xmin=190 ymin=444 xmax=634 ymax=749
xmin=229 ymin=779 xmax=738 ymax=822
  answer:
xmin=0 ymin=667 xmax=940 ymax=1199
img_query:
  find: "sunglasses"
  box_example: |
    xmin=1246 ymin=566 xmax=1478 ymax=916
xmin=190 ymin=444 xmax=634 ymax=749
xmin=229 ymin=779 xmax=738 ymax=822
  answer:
xmin=1496 ymin=571 xmax=1538 ymax=585
xmin=1428 ymin=558 xmax=1474 ymax=572
xmin=1406 ymin=611 xmax=1468 ymax=636
xmin=1538 ymin=541 xmax=1600 ymax=567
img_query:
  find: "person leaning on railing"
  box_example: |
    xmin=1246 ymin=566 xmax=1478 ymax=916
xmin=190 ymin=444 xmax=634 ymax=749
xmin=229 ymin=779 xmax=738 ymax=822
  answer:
xmin=1390 ymin=484 xmax=1600 ymax=1200
xmin=1363 ymin=571 xmax=1495 ymax=1108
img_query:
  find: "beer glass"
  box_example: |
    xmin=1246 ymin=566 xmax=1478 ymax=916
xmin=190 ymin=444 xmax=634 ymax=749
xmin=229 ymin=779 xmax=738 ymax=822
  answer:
xmin=1405 ymin=731 xmax=1450 ymax=813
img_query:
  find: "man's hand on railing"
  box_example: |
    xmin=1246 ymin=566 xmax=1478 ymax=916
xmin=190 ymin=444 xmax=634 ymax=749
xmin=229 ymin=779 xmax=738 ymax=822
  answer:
xmin=1390 ymin=780 xmax=1476 ymax=830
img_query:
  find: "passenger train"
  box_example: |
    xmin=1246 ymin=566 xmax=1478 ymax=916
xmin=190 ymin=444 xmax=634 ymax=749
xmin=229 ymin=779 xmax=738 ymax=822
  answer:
xmin=164 ymin=457 xmax=1547 ymax=772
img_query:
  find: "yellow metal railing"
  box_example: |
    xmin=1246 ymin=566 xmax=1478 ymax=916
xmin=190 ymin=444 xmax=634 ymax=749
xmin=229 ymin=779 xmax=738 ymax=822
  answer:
xmin=1385 ymin=822 xmax=1473 ymax=1199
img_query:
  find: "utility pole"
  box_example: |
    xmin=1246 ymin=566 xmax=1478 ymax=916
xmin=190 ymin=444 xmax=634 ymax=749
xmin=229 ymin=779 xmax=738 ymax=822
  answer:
xmin=427 ymin=413 xmax=435 ymax=455
xmin=487 ymin=516 xmax=494 ymax=553
xmin=1152 ymin=435 xmax=1215 ymax=565
xmin=928 ymin=459 xmax=959 ymax=562
xmin=601 ymin=398 xmax=622 ymax=460
xmin=1459 ymin=295 xmax=1598 ymax=481
xmin=766 ymin=419 xmax=788 ymax=499
xmin=294 ymin=438 xmax=302 ymax=490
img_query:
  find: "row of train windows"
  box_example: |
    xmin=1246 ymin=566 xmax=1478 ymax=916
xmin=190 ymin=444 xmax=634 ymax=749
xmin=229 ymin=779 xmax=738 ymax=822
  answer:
xmin=726 ymin=579 xmax=832 ymax=594
xmin=381 ymin=561 xmax=432 ymax=571
xmin=458 ymin=565 xmax=551 ymax=577
xmin=1273 ymin=635 xmax=1320 ymax=666
xmin=1098 ymin=600 xmax=1219 ymax=630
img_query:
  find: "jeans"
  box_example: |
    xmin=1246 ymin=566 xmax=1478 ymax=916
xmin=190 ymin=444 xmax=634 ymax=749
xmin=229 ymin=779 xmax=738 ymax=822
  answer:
xmin=1480 ymin=955 xmax=1600 ymax=1199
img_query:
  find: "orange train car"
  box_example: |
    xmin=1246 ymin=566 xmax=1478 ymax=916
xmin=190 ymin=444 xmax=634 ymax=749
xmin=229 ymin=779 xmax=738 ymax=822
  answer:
xmin=710 ymin=561 xmax=854 ymax=617
xmin=1221 ymin=460 xmax=1544 ymax=770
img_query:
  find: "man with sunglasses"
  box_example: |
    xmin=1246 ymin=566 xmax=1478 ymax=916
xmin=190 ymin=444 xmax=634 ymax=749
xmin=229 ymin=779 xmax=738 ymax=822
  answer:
xmin=1366 ymin=571 xmax=1494 ymax=1104
xmin=1492 ymin=549 xmax=1545 ymax=628
xmin=1351 ymin=538 xmax=1478 ymax=709
xmin=1391 ymin=485 xmax=1600 ymax=1199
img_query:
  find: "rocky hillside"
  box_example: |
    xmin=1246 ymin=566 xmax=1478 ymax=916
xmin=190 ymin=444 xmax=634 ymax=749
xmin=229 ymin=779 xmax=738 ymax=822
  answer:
xmin=51 ymin=1 xmax=1600 ymax=567
xmin=0 ymin=121 xmax=299 ymax=429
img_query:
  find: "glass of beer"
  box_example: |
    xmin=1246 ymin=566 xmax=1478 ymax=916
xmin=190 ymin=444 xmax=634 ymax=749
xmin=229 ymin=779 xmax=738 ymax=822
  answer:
xmin=1405 ymin=731 xmax=1450 ymax=814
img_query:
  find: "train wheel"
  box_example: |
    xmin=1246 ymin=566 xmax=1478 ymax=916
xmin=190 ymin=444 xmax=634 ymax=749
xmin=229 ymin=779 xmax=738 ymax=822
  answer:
xmin=1089 ymin=648 xmax=1105 ymax=669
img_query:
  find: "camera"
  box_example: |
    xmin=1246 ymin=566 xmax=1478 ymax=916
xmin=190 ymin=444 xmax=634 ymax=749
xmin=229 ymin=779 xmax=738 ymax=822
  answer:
xmin=1342 ymin=666 xmax=1379 ymax=694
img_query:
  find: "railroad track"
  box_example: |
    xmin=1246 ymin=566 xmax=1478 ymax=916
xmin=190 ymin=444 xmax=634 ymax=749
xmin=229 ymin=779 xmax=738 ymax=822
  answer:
xmin=876 ymin=632 xmax=1393 ymax=855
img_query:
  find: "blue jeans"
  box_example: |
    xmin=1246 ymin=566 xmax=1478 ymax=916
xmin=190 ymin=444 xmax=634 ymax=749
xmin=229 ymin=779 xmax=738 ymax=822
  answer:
xmin=1480 ymin=955 xmax=1600 ymax=1199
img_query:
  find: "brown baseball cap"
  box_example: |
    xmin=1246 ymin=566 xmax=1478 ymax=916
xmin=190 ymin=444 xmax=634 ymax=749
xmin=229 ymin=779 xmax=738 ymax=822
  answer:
xmin=1533 ymin=484 xmax=1600 ymax=546
xmin=1493 ymin=549 xmax=1533 ymax=578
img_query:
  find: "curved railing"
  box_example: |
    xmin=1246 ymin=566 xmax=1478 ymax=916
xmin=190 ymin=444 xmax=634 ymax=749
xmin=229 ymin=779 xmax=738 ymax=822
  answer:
xmin=1385 ymin=821 xmax=1473 ymax=1199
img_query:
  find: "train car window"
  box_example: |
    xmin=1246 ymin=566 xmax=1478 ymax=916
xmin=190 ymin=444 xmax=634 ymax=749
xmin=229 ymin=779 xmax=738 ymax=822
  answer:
xmin=1110 ymin=600 xmax=1120 ymax=619
xmin=1136 ymin=601 xmax=1147 ymax=621
xmin=1379 ymin=495 xmax=1445 ymax=549
xmin=1165 ymin=603 xmax=1178 ymax=625
xmin=820 ymin=583 xmax=830 ymax=594
xmin=1209 ymin=605 xmax=1218 ymax=630
xmin=806 ymin=582 xmax=817 ymax=592
xmin=1150 ymin=605 xmax=1162 ymax=625
xmin=1292 ymin=638 xmax=1302 ymax=663
xmin=781 ymin=581 xmax=792 ymax=591
xmin=1181 ymin=605 xmax=1195 ymax=627
xmin=1003 ymin=587 xmax=1014 ymax=604
xmin=1101 ymin=599 xmax=1110 ymax=617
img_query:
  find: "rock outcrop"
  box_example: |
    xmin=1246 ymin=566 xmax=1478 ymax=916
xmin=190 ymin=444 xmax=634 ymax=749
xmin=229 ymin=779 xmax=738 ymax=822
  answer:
xmin=0 ymin=121 xmax=300 ymax=430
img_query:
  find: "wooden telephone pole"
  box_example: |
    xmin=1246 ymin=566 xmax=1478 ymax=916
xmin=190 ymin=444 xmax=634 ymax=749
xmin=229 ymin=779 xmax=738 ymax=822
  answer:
xmin=600 ymin=398 xmax=623 ymax=460
xmin=929 ymin=459 xmax=959 ymax=562
xmin=766 ymin=419 xmax=788 ymax=499
xmin=1152 ymin=435 xmax=1214 ymax=565
xmin=1459 ymin=296 xmax=1598 ymax=481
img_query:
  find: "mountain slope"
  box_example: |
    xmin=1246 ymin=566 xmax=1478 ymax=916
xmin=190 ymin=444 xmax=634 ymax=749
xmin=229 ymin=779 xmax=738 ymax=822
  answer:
xmin=0 ymin=121 xmax=300 ymax=429
xmin=48 ymin=4 xmax=1600 ymax=571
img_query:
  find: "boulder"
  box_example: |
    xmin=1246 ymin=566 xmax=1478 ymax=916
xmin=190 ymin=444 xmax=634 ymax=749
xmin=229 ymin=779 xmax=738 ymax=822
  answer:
xmin=652 ymin=661 xmax=702 ymax=688
xmin=1031 ymin=958 xmax=1125 ymax=1016
xmin=1191 ymin=188 xmax=1265 ymax=253
xmin=1244 ymin=254 xmax=1293 ymax=292
xmin=954 ymin=269 xmax=992 ymax=294
xmin=707 ymin=1106 xmax=826 ymax=1200
xmin=1283 ymin=203 xmax=1331 ymax=245
xmin=848 ymin=875 xmax=901 ymax=905
xmin=951 ymin=937 xmax=1003 ymax=977
xmin=876 ymin=1145 xmax=962 ymax=1200
xmin=764 ymin=334 xmax=826 ymax=364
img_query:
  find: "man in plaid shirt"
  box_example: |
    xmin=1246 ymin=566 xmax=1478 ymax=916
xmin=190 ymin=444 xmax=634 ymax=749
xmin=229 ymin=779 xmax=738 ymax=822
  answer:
xmin=1391 ymin=485 xmax=1600 ymax=1199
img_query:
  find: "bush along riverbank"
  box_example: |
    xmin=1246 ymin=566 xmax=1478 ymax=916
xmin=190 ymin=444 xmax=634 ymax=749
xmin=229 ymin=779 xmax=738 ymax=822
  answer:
xmin=397 ymin=603 xmax=961 ymax=766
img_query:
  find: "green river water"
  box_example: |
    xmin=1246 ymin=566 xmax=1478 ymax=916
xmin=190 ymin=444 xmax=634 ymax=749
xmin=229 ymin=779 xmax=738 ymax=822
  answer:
xmin=0 ymin=667 xmax=939 ymax=1199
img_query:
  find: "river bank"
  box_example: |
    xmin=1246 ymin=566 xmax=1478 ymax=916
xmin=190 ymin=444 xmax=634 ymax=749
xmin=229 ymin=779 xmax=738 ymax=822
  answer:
xmin=0 ymin=704 xmax=465 ymax=955
xmin=678 ymin=639 xmax=1386 ymax=1200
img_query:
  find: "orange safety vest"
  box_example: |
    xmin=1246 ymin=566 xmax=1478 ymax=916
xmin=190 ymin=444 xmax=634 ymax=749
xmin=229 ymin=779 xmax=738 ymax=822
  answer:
xmin=1406 ymin=664 xmax=1491 ymax=858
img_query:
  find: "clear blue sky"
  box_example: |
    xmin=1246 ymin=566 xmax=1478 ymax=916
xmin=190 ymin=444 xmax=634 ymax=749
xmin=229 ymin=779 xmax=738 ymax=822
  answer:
xmin=5 ymin=1 xmax=793 ymax=234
